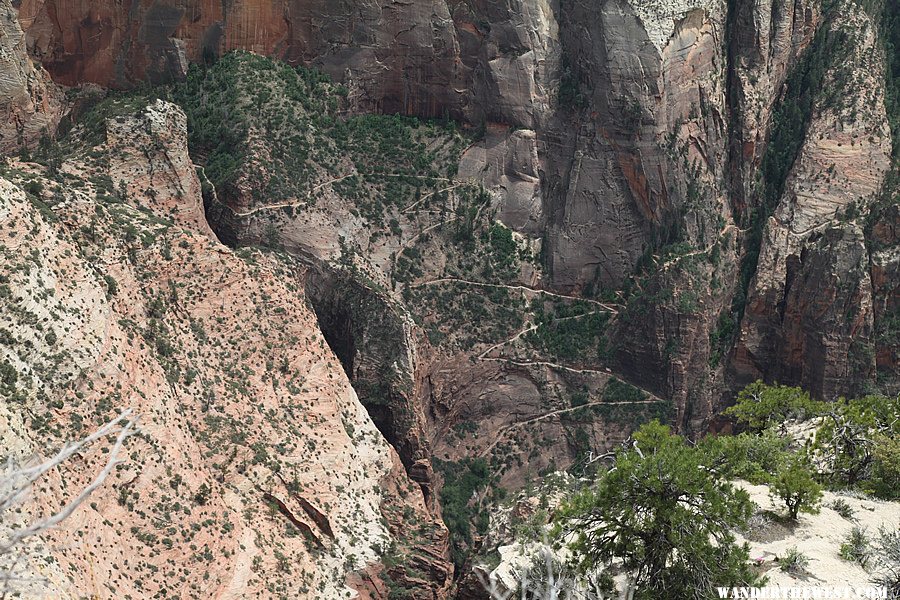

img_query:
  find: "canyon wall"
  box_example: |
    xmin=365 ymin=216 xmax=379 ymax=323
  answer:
xmin=0 ymin=0 xmax=897 ymax=595
xmin=9 ymin=0 xmax=891 ymax=444
xmin=0 ymin=0 xmax=62 ymax=151
xmin=0 ymin=100 xmax=450 ymax=598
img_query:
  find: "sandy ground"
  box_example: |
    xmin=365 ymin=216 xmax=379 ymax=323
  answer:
xmin=738 ymin=481 xmax=900 ymax=588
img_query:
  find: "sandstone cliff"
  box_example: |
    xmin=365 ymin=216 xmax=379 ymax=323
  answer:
xmin=0 ymin=0 xmax=62 ymax=152
xmin=0 ymin=0 xmax=897 ymax=596
xmin=0 ymin=100 xmax=450 ymax=598
xmin=733 ymin=0 xmax=894 ymax=399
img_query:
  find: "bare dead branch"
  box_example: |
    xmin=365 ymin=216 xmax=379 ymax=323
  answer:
xmin=0 ymin=410 xmax=138 ymax=593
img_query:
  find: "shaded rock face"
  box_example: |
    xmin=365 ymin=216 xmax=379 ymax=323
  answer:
xmin=0 ymin=0 xmax=62 ymax=151
xmin=732 ymin=2 xmax=893 ymax=400
xmin=305 ymin=268 xmax=432 ymax=484
xmin=870 ymin=203 xmax=900 ymax=389
xmin=726 ymin=0 xmax=819 ymax=209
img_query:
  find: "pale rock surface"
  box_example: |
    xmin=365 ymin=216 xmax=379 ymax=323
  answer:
xmin=734 ymin=2 xmax=892 ymax=399
xmin=106 ymin=99 xmax=217 ymax=239
xmin=0 ymin=102 xmax=447 ymax=598
xmin=0 ymin=0 xmax=62 ymax=152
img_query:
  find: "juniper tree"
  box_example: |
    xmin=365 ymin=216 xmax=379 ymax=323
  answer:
xmin=556 ymin=421 xmax=761 ymax=600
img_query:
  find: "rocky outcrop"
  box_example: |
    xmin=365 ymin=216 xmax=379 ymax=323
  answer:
xmin=0 ymin=0 xmax=62 ymax=151
xmin=733 ymin=2 xmax=893 ymax=399
xmin=0 ymin=101 xmax=451 ymax=598
xmin=106 ymin=99 xmax=217 ymax=238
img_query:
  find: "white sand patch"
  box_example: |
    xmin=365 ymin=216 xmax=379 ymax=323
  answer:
xmin=737 ymin=482 xmax=900 ymax=587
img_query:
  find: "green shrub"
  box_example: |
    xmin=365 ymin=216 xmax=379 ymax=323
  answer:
xmin=699 ymin=430 xmax=790 ymax=484
xmin=602 ymin=378 xmax=646 ymax=403
xmin=556 ymin=421 xmax=761 ymax=599
xmin=771 ymin=457 xmax=823 ymax=520
xmin=725 ymin=381 xmax=823 ymax=432
xmin=830 ymin=498 xmax=855 ymax=520
xmin=839 ymin=526 xmax=870 ymax=568
xmin=433 ymin=457 xmax=492 ymax=569
xmin=779 ymin=547 xmax=809 ymax=574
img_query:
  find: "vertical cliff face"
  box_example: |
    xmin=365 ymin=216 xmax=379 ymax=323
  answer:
xmin=870 ymin=201 xmax=900 ymax=389
xmin=0 ymin=0 xmax=62 ymax=151
xmin=18 ymin=0 xmax=468 ymax=118
xmin=727 ymin=0 xmax=819 ymax=210
xmin=732 ymin=0 xmax=894 ymax=399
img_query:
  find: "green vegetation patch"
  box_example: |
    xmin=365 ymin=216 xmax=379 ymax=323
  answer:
xmin=172 ymin=51 xmax=468 ymax=224
xmin=433 ymin=457 xmax=494 ymax=569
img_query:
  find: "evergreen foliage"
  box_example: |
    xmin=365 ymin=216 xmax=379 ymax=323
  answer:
xmin=556 ymin=421 xmax=761 ymax=600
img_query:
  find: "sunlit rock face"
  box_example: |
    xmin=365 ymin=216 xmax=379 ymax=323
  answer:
xmin=0 ymin=100 xmax=451 ymax=599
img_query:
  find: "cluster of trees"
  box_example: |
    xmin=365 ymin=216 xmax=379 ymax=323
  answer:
xmin=482 ymin=383 xmax=899 ymax=599
xmin=721 ymin=382 xmax=900 ymax=501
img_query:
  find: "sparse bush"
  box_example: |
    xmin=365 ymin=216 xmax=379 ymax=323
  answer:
xmin=779 ymin=547 xmax=810 ymax=574
xmin=839 ymin=526 xmax=870 ymax=569
xmin=814 ymin=394 xmax=900 ymax=493
xmin=830 ymin=498 xmax=855 ymax=520
xmin=872 ymin=526 xmax=900 ymax=597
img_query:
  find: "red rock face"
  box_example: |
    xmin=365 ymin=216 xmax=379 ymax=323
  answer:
xmin=18 ymin=0 xmax=468 ymax=118
xmin=0 ymin=0 xmax=63 ymax=151
xmin=871 ymin=203 xmax=900 ymax=387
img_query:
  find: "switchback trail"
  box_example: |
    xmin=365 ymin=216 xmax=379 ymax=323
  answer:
xmin=477 ymin=397 xmax=663 ymax=458
xmin=414 ymin=278 xmax=621 ymax=312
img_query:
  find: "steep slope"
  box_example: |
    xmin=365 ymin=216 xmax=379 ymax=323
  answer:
xmin=732 ymin=0 xmax=895 ymax=399
xmin=0 ymin=0 xmax=63 ymax=152
xmin=0 ymin=100 xmax=450 ymax=598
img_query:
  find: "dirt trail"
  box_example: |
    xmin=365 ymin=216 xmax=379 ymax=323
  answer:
xmin=227 ymin=173 xmax=455 ymax=217
xmin=415 ymin=278 xmax=621 ymax=312
xmin=478 ymin=397 xmax=662 ymax=458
